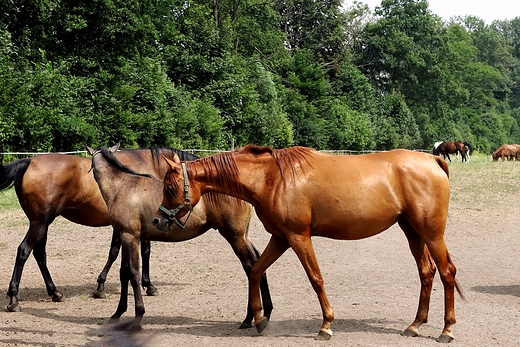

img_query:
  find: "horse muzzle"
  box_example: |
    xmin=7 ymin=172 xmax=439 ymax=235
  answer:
xmin=154 ymin=202 xmax=193 ymax=230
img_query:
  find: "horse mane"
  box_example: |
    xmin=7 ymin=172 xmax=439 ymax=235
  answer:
xmin=147 ymin=146 xmax=199 ymax=166
xmin=98 ymin=147 xmax=154 ymax=178
xmin=184 ymin=145 xmax=315 ymax=196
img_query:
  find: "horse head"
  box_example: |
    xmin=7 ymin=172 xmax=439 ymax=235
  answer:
xmin=153 ymin=155 xmax=199 ymax=230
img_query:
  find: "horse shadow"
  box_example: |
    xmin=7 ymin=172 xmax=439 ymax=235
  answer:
xmin=471 ymin=284 xmax=520 ymax=297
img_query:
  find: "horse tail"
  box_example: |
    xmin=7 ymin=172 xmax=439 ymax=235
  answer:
xmin=0 ymin=158 xmax=32 ymax=191
xmin=434 ymin=156 xmax=449 ymax=179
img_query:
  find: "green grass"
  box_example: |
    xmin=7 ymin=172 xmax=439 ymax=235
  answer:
xmin=447 ymin=153 xmax=520 ymax=209
xmin=0 ymin=187 xmax=21 ymax=211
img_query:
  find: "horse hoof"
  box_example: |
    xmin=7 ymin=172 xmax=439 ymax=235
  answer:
xmin=52 ymin=292 xmax=65 ymax=303
xmin=315 ymin=329 xmax=332 ymax=340
xmin=436 ymin=333 xmax=454 ymax=343
xmin=401 ymin=326 xmax=419 ymax=337
xmin=238 ymin=321 xmax=252 ymax=329
xmin=129 ymin=324 xmax=142 ymax=332
xmin=146 ymin=286 xmax=159 ymax=296
xmin=93 ymin=290 xmax=107 ymax=299
xmin=255 ymin=317 xmax=269 ymax=333
xmin=6 ymin=304 xmax=22 ymax=312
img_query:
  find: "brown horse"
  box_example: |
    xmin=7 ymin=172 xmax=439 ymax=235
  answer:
xmin=0 ymin=146 xmax=264 ymax=318
xmin=433 ymin=141 xmax=470 ymax=162
xmin=492 ymin=144 xmax=520 ymax=161
xmin=0 ymin=147 xmax=193 ymax=311
xmin=87 ymin=144 xmax=271 ymax=330
xmin=154 ymin=145 xmax=464 ymax=342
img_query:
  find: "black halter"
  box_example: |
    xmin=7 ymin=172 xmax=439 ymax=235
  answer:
xmin=158 ymin=163 xmax=193 ymax=229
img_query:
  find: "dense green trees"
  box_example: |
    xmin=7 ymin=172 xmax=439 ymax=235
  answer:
xmin=0 ymin=0 xmax=519 ymax=154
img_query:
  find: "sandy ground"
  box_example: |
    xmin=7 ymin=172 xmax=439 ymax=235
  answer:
xmin=0 ymin=159 xmax=519 ymax=347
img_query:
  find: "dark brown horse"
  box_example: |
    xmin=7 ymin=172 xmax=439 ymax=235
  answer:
xmin=154 ymin=145 xmax=464 ymax=342
xmin=0 ymin=146 xmax=230 ymax=313
xmin=433 ymin=141 xmax=470 ymax=162
xmin=87 ymin=144 xmax=271 ymax=330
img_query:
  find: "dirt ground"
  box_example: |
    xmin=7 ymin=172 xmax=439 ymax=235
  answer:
xmin=0 ymin=159 xmax=520 ymax=347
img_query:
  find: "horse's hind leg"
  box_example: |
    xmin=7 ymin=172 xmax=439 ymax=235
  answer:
xmin=399 ymin=219 xmax=437 ymax=337
xmin=218 ymin=228 xmax=272 ymax=329
xmin=6 ymin=222 xmax=61 ymax=312
xmin=32 ymin=231 xmax=64 ymax=303
xmin=94 ymin=230 xmax=121 ymax=299
xmin=140 ymin=240 xmax=159 ymax=296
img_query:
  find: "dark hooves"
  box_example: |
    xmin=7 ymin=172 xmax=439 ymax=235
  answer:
xmin=93 ymin=290 xmax=107 ymax=299
xmin=6 ymin=304 xmax=22 ymax=312
xmin=238 ymin=321 xmax=252 ymax=329
xmin=255 ymin=317 xmax=269 ymax=333
xmin=401 ymin=327 xmax=419 ymax=337
xmin=146 ymin=286 xmax=159 ymax=296
xmin=436 ymin=333 xmax=454 ymax=343
xmin=316 ymin=330 xmax=332 ymax=341
xmin=52 ymin=292 xmax=65 ymax=303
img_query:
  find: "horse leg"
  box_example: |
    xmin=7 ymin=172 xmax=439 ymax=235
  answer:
xmin=140 ymin=240 xmax=159 ymax=296
xmin=109 ymin=255 xmax=130 ymax=323
xmin=217 ymin=228 xmax=273 ymax=329
xmin=424 ymin=239 xmax=459 ymax=343
xmin=286 ymin=234 xmax=334 ymax=340
xmin=250 ymin=234 xmax=289 ymax=333
xmin=399 ymin=219 xmax=437 ymax=338
xmin=6 ymin=222 xmax=61 ymax=312
xmin=121 ymin=232 xmax=145 ymax=331
xmin=94 ymin=230 xmax=121 ymax=299
xmin=32 ymin=231 xmax=64 ymax=303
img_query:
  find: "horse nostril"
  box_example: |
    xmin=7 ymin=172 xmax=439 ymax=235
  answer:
xmin=152 ymin=218 xmax=159 ymax=226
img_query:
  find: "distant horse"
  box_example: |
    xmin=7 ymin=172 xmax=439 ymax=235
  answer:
xmin=433 ymin=141 xmax=470 ymax=162
xmin=492 ymin=144 xmax=519 ymax=161
xmin=86 ymin=144 xmax=272 ymax=330
xmin=0 ymin=146 xmax=272 ymax=325
xmin=154 ymin=145 xmax=464 ymax=342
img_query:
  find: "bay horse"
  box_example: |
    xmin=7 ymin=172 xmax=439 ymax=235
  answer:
xmin=0 ymin=147 xmax=191 ymax=311
xmin=433 ymin=141 xmax=470 ymax=162
xmin=86 ymin=144 xmax=271 ymax=330
xmin=0 ymin=145 xmax=272 ymax=326
xmin=154 ymin=145 xmax=464 ymax=342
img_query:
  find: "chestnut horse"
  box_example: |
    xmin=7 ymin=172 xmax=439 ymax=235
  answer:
xmin=86 ymin=144 xmax=271 ymax=330
xmin=492 ymin=144 xmax=520 ymax=161
xmin=433 ymin=141 xmax=470 ymax=162
xmin=0 ymin=146 xmax=195 ymax=311
xmin=154 ymin=145 xmax=464 ymax=342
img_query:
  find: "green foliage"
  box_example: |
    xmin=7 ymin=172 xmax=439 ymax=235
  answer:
xmin=1 ymin=0 xmax=520 ymax=154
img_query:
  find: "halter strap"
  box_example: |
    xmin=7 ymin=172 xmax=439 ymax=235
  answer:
xmin=158 ymin=163 xmax=193 ymax=229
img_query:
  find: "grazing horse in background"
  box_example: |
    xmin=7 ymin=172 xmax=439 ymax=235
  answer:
xmin=433 ymin=141 xmax=470 ymax=162
xmin=492 ymin=144 xmax=519 ymax=161
xmin=0 ymin=146 xmax=203 ymax=312
xmin=86 ymin=144 xmax=271 ymax=330
xmin=154 ymin=145 xmax=464 ymax=342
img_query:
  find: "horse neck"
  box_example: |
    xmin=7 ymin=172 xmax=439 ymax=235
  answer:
xmin=190 ymin=153 xmax=275 ymax=205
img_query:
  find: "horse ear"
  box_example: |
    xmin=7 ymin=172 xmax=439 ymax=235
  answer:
xmin=163 ymin=155 xmax=180 ymax=170
xmin=85 ymin=145 xmax=96 ymax=156
xmin=109 ymin=142 xmax=120 ymax=153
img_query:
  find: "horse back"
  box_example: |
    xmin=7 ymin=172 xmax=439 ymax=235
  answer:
xmin=285 ymin=150 xmax=450 ymax=240
xmin=16 ymin=154 xmax=109 ymax=224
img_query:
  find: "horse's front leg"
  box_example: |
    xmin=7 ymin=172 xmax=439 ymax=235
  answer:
xmin=287 ymin=234 xmax=334 ymax=340
xmin=250 ymin=235 xmax=289 ymax=332
xmin=121 ymin=233 xmax=145 ymax=331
